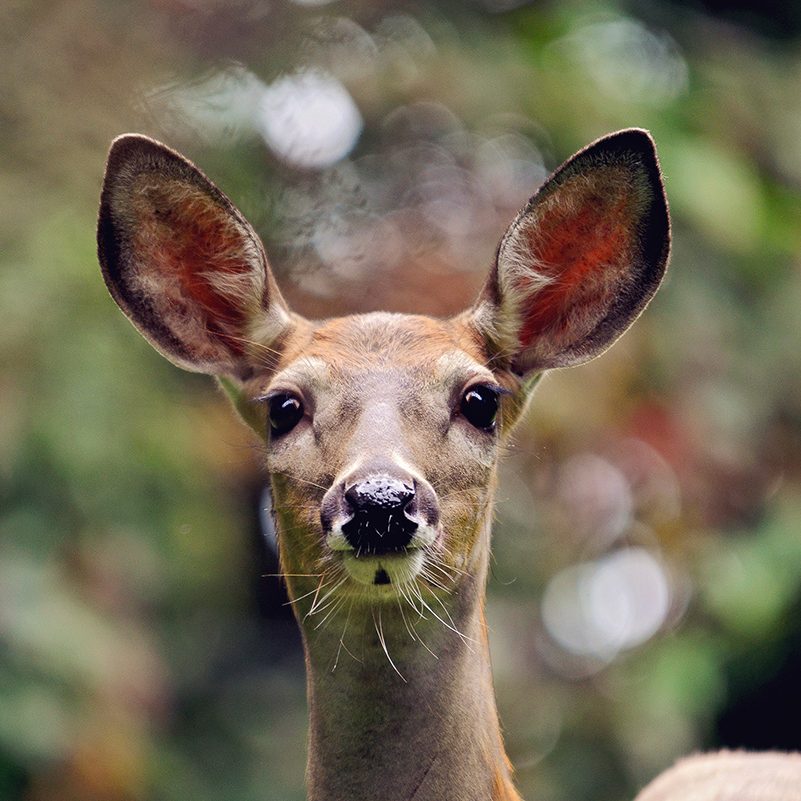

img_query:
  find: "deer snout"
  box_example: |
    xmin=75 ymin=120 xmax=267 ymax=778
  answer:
xmin=342 ymin=476 xmax=418 ymax=554
xmin=321 ymin=464 xmax=440 ymax=557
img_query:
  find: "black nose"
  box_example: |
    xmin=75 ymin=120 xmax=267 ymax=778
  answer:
xmin=342 ymin=476 xmax=418 ymax=554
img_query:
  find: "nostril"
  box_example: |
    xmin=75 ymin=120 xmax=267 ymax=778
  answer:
xmin=402 ymin=493 xmax=418 ymax=519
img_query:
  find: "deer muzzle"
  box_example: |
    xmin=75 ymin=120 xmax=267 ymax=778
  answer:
xmin=321 ymin=461 xmax=441 ymax=586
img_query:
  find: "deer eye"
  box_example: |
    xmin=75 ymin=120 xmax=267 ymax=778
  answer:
xmin=460 ymin=385 xmax=500 ymax=431
xmin=268 ymin=393 xmax=304 ymax=436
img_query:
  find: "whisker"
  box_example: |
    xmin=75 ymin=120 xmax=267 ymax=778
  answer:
xmin=286 ymin=476 xmax=331 ymax=492
xmin=427 ymin=558 xmax=469 ymax=581
xmin=263 ymin=572 xmax=323 ymax=578
xmin=308 ymin=583 xmax=348 ymax=620
xmin=422 ymin=560 xmax=461 ymax=587
xmin=415 ymin=588 xmax=476 ymax=651
xmin=405 ymin=580 xmax=428 ymax=621
xmin=433 ymin=546 xmax=471 ymax=577
xmin=396 ymin=592 xmax=418 ymax=643
xmin=307 ymin=575 xmax=348 ymax=618
xmin=419 ymin=568 xmax=451 ymax=594
xmin=435 ymin=487 xmax=482 ymax=500
xmin=373 ymin=605 xmax=405 ymax=682
xmin=332 ymin=597 xmax=358 ymax=671
xmin=288 ymin=574 xmax=328 ymax=607
xmin=430 ymin=588 xmax=478 ymax=648
xmin=398 ymin=584 xmax=439 ymax=660
xmin=314 ymin=595 xmax=346 ymax=631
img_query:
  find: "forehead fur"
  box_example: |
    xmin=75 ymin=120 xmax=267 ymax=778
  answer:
xmin=280 ymin=312 xmax=487 ymax=372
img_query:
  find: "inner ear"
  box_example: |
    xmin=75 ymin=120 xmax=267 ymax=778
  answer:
xmin=98 ymin=135 xmax=292 ymax=377
xmin=126 ymin=176 xmax=262 ymax=347
xmin=506 ymin=161 xmax=657 ymax=358
xmin=473 ymin=129 xmax=670 ymax=376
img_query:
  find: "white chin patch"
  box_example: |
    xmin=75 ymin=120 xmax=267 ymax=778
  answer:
xmin=343 ymin=551 xmax=426 ymax=588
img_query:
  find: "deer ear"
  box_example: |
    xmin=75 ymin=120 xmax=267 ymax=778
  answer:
xmin=97 ymin=134 xmax=293 ymax=377
xmin=471 ymin=129 xmax=670 ymax=375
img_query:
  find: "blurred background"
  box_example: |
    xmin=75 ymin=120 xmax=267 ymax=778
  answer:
xmin=3 ymin=0 xmax=801 ymax=799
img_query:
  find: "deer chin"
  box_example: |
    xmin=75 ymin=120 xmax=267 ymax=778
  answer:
xmin=341 ymin=549 xmax=426 ymax=590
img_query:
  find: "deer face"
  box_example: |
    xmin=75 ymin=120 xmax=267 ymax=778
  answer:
xmin=245 ymin=312 xmax=508 ymax=597
xmin=97 ymin=130 xmax=669 ymax=617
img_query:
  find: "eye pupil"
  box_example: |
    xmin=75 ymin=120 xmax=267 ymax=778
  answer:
xmin=461 ymin=386 xmax=499 ymax=431
xmin=268 ymin=394 xmax=304 ymax=436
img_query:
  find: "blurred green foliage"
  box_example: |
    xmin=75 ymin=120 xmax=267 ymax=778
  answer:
xmin=3 ymin=1 xmax=801 ymax=800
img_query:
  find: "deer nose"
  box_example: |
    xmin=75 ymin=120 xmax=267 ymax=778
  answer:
xmin=341 ymin=476 xmax=418 ymax=554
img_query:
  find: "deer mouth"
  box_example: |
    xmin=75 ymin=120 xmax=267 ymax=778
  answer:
xmin=326 ymin=516 xmax=441 ymax=591
xmin=340 ymin=548 xmax=428 ymax=589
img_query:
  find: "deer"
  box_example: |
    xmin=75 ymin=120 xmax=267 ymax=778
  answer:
xmin=97 ymin=129 xmax=801 ymax=801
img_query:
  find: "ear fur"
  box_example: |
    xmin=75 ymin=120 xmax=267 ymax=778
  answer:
xmin=97 ymin=134 xmax=292 ymax=377
xmin=471 ymin=129 xmax=670 ymax=375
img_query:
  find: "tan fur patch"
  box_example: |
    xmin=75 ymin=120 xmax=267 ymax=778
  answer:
xmin=273 ymin=312 xmax=489 ymax=376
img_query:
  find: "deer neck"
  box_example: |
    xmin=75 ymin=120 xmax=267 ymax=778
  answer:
xmin=288 ymin=525 xmax=521 ymax=801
